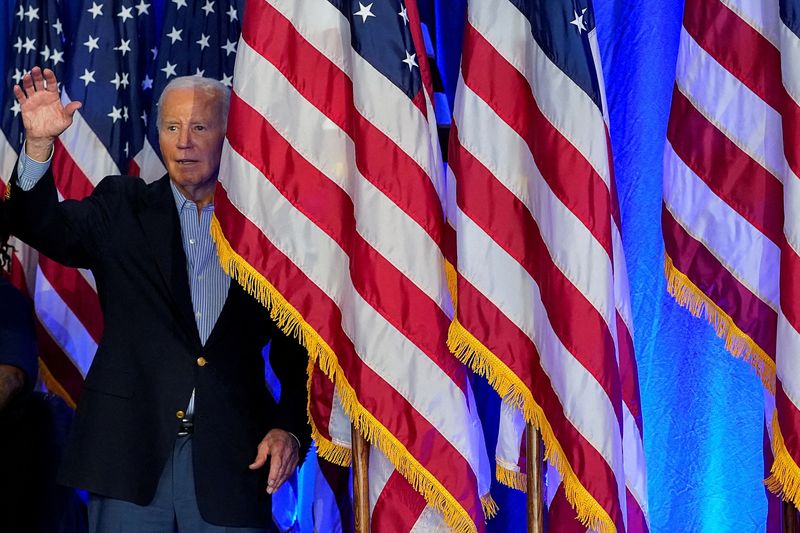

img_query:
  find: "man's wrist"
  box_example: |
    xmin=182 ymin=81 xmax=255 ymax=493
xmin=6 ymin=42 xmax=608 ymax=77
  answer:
xmin=25 ymin=139 xmax=55 ymax=163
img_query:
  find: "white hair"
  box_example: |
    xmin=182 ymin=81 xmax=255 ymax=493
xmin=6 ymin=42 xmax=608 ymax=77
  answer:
xmin=156 ymin=76 xmax=231 ymax=129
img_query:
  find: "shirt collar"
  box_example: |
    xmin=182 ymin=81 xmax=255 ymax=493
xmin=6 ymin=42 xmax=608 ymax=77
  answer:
xmin=169 ymin=180 xmax=214 ymax=213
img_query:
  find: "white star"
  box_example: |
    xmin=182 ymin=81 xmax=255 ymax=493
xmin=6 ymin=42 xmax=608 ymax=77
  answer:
xmin=141 ymin=110 xmax=148 ymax=126
xmin=117 ymin=5 xmax=134 ymax=22
xmin=353 ymin=2 xmax=375 ymax=23
xmin=196 ymin=34 xmax=210 ymax=50
xmin=402 ymin=50 xmax=417 ymax=71
xmin=166 ymin=26 xmax=183 ymax=44
xmin=12 ymin=69 xmax=23 ymax=84
xmin=87 ymin=2 xmax=103 ymax=18
xmin=115 ymin=38 xmax=131 ymax=56
xmin=226 ymin=5 xmax=237 ymax=21
xmin=79 ymin=69 xmax=96 ymax=86
xmin=11 ymin=101 xmax=21 ymax=117
xmin=220 ymin=73 xmax=233 ymax=87
xmin=50 ymin=49 xmax=64 ymax=66
xmin=12 ymin=38 xmax=23 ymax=54
xmin=135 ymin=0 xmax=150 ymax=15
xmin=124 ymin=142 xmax=129 ymax=156
xmin=52 ymin=19 xmax=63 ymax=34
xmin=123 ymin=106 xmax=129 ymax=121
xmin=201 ymin=0 xmax=214 ymax=15
xmin=398 ymin=5 xmax=408 ymax=24
xmin=141 ymin=74 xmax=153 ymax=90
xmin=161 ymin=61 xmax=177 ymax=78
xmin=108 ymin=105 xmax=123 ymax=123
xmin=22 ymin=37 xmax=36 ymax=54
xmin=172 ymin=0 xmax=187 ymax=10
xmin=25 ymin=6 xmax=40 ymax=21
xmin=39 ymin=45 xmax=51 ymax=61
xmin=150 ymin=46 xmax=158 ymax=59
xmin=84 ymin=35 xmax=100 ymax=53
xmin=111 ymin=72 xmax=125 ymax=90
xmin=194 ymin=67 xmax=205 ymax=76
xmin=569 ymin=8 xmax=588 ymax=34
xmin=221 ymin=39 xmax=237 ymax=56
xmin=16 ymin=5 xmax=24 ymax=20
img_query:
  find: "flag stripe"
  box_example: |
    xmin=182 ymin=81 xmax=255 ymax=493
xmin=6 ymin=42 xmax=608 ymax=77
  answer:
xmin=663 ymin=144 xmax=780 ymax=309
xmin=226 ymin=92 xmax=467 ymax=393
xmin=667 ymin=87 xmax=783 ymax=244
xmin=244 ymin=0 xmax=446 ymax=247
xmin=371 ymin=472 xmax=428 ymax=533
xmin=683 ymin=0 xmax=783 ymax=112
xmin=455 ymin=275 xmax=623 ymax=528
xmin=38 ymin=256 xmax=103 ymax=342
xmin=675 ymin=29 xmax=786 ymax=182
xmin=662 ymin=205 xmax=778 ymax=358
xmin=449 ymin=133 xmax=622 ymax=424
xmin=460 ymin=23 xmax=613 ymax=257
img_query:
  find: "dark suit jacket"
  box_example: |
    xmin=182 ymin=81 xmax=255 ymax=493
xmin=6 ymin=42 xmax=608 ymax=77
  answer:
xmin=7 ymin=169 xmax=311 ymax=527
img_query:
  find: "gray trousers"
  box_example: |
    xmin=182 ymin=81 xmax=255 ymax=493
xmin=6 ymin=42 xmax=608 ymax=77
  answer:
xmin=88 ymin=436 xmax=274 ymax=533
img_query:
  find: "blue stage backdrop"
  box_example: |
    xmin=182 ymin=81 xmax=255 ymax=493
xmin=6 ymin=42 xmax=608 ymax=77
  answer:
xmin=2 ymin=0 xmax=771 ymax=531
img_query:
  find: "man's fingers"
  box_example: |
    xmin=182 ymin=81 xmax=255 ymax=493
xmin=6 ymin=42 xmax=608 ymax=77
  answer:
xmin=248 ymin=442 xmax=269 ymax=470
xmin=266 ymin=451 xmax=285 ymax=494
xmin=21 ymin=72 xmax=34 ymax=94
xmin=30 ymin=67 xmax=44 ymax=92
xmin=64 ymin=101 xmax=83 ymax=117
xmin=12 ymin=85 xmax=26 ymax=104
xmin=42 ymin=68 xmax=58 ymax=92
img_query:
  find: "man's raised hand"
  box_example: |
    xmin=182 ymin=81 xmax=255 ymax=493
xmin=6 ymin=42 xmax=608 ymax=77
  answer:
xmin=13 ymin=67 xmax=81 ymax=161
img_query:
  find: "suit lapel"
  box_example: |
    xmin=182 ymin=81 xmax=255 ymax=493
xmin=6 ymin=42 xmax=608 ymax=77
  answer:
xmin=136 ymin=175 xmax=202 ymax=347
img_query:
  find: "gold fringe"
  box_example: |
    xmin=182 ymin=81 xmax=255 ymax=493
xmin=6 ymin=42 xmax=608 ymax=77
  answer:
xmin=38 ymin=359 xmax=76 ymax=409
xmin=211 ymin=216 xmax=483 ymax=533
xmin=304 ymin=356 xmax=353 ymax=467
xmin=3 ymin=186 xmax=10 ymax=200
xmin=448 ymin=318 xmax=618 ymax=533
xmin=481 ymin=492 xmax=499 ymax=519
xmin=445 ymin=259 xmax=458 ymax=307
xmin=664 ymin=254 xmax=776 ymax=393
xmin=766 ymin=411 xmax=800 ymax=509
xmin=496 ymin=463 xmax=527 ymax=492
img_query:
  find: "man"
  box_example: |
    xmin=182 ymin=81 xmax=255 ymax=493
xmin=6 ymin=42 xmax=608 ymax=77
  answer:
xmin=0 ymin=202 xmax=87 ymax=533
xmin=7 ymin=67 xmax=311 ymax=531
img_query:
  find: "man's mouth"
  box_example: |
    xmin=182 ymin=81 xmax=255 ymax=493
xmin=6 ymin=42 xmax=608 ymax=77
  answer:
xmin=176 ymin=159 xmax=198 ymax=165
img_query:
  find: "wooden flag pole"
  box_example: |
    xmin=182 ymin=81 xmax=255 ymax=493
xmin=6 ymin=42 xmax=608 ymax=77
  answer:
xmin=526 ymin=422 xmax=545 ymax=533
xmin=784 ymin=500 xmax=799 ymax=533
xmin=352 ymin=425 xmax=371 ymax=533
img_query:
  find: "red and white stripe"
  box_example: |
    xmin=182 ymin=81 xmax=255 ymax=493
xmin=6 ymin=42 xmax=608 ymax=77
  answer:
xmin=447 ymin=0 xmax=648 ymax=531
xmin=661 ymin=0 xmax=800 ymax=507
xmin=213 ymin=0 xmax=490 ymax=530
xmin=771 ymin=3 xmax=800 ymax=510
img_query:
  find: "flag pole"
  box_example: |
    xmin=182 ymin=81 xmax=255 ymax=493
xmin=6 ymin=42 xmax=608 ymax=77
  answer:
xmin=784 ymin=501 xmax=799 ymax=533
xmin=352 ymin=424 xmax=371 ymax=533
xmin=526 ymin=422 xmax=545 ymax=533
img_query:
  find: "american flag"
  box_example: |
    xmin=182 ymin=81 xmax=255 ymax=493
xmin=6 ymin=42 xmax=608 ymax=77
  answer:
xmin=211 ymin=0 xmax=493 ymax=530
xmin=661 ymin=0 xmax=796 ymax=515
xmin=446 ymin=0 xmax=648 ymax=531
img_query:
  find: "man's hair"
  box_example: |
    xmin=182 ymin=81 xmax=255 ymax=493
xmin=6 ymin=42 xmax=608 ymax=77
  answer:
xmin=155 ymin=76 xmax=230 ymax=129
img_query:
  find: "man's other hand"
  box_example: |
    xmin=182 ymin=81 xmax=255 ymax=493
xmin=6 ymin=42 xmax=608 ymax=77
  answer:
xmin=248 ymin=429 xmax=300 ymax=494
xmin=13 ymin=67 xmax=81 ymax=161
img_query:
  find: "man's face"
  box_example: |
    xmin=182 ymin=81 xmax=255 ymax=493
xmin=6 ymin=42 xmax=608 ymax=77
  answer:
xmin=158 ymin=87 xmax=225 ymax=196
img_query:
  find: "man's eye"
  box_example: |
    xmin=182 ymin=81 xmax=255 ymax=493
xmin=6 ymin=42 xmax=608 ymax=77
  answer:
xmin=195 ymin=125 xmax=206 ymax=131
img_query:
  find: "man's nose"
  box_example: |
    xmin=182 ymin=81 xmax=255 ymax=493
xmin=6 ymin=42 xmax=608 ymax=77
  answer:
xmin=176 ymin=129 xmax=193 ymax=148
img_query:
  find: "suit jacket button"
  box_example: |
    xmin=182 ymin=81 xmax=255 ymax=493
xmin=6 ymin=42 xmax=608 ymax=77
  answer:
xmin=197 ymin=356 xmax=207 ymax=367
xmin=176 ymin=410 xmax=185 ymax=419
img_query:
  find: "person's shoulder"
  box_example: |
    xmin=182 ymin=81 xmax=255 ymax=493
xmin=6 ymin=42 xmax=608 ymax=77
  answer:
xmin=0 ymin=277 xmax=31 ymax=316
xmin=95 ymin=174 xmax=148 ymax=193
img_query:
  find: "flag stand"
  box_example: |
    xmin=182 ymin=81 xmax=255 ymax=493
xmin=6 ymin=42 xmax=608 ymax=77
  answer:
xmin=526 ymin=422 xmax=545 ymax=533
xmin=352 ymin=425 xmax=371 ymax=533
xmin=785 ymin=501 xmax=799 ymax=533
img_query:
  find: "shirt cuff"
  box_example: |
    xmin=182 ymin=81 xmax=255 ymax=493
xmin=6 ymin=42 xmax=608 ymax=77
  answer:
xmin=16 ymin=142 xmax=54 ymax=191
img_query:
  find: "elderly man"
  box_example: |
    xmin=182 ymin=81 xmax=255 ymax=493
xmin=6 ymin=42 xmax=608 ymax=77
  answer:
xmin=7 ymin=67 xmax=310 ymax=532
